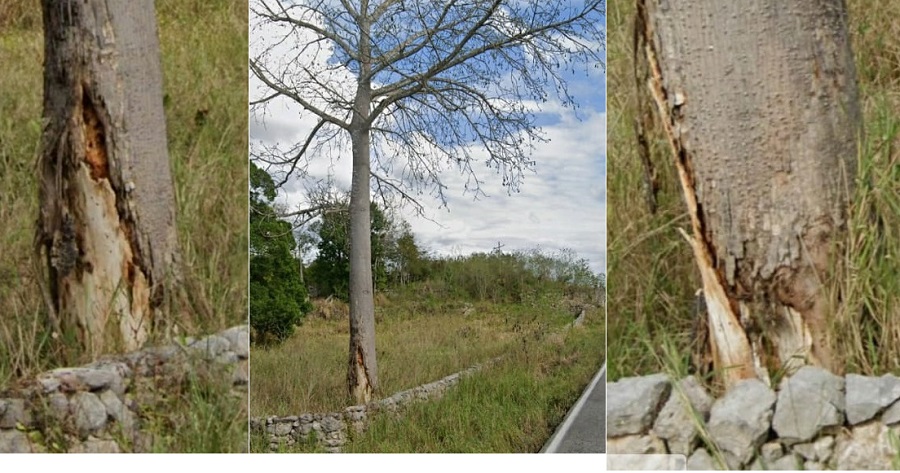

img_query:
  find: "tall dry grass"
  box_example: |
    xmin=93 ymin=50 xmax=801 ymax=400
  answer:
xmin=251 ymin=302 xmax=604 ymax=453
xmin=250 ymin=293 xmax=578 ymax=416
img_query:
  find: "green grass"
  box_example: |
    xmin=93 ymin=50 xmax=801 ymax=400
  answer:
xmin=607 ymin=0 xmax=900 ymax=382
xmin=137 ymin=361 xmax=248 ymax=454
xmin=250 ymin=289 xmax=584 ymax=416
xmin=0 ymin=0 xmax=248 ymax=453
xmin=252 ymin=301 xmax=604 ymax=453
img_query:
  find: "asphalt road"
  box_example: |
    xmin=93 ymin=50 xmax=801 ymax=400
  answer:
xmin=541 ymin=361 xmax=606 ymax=453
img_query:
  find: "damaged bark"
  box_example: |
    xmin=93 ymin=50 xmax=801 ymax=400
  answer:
xmin=636 ymin=0 xmax=860 ymax=386
xmin=36 ymin=0 xmax=178 ymax=356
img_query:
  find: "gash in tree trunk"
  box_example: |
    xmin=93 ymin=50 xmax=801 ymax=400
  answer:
xmin=636 ymin=0 xmax=860 ymax=386
xmin=36 ymin=0 xmax=179 ymax=356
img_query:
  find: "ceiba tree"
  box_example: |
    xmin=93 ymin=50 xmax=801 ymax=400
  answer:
xmin=635 ymin=0 xmax=860 ymax=386
xmin=251 ymin=0 xmax=605 ymax=403
xmin=36 ymin=1 xmax=179 ymax=355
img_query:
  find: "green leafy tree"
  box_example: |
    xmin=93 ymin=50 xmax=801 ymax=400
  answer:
xmin=250 ymin=162 xmax=311 ymax=343
xmin=308 ymin=201 xmax=393 ymax=300
xmin=391 ymin=221 xmax=428 ymax=285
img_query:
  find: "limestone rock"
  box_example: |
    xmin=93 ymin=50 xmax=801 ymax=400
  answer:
xmin=792 ymin=435 xmax=834 ymax=463
xmin=343 ymin=405 xmax=368 ymax=432
xmin=770 ymin=453 xmax=802 ymax=470
xmin=83 ymin=360 xmax=132 ymax=396
xmin=804 ymin=460 xmax=824 ymax=470
xmin=233 ymin=360 xmax=249 ymax=386
xmin=707 ymin=378 xmax=776 ymax=465
xmin=607 ymin=373 xmax=671 ymax=437
xmin=220 ymin=325 xmax=249 ymax=359
xmin=608 ymin=453 xmax=686 ymax=470
xmin=835 ymin=421 xmax=900 ymax=470
xmin=653 ymin=375 xmax=714 ymax=455
xmin=47 ymin=392 xmax=70 ymax=419
xmin=772 ymin=366 xmax=844 ymax=443
xmin=760 ymin=441 xmax=784 ymax=462
xmin=297 ymin=419 xmax=314 ymax=437
xmin=687 ymin=448 xmax=719 ymax=470
xmin=320 ymin=414 xmax=344 ymax=433
xmin=814 ymin=435 xmax=835 ymax=463
xmin=189 ymin=335 xmax=231 ymax=359
xmin=606 ymin=433 xmax=666 ymax=454
xmin=249 ymin=418 xmax=263 ymax=433
xmin=49 ymin=367 xmax=122 ymax=394
xmin=751 ymin=453 xmax=801 ymax=471
xmin=140 ymin=344 xmax=182 ymax=364
xmin=846 ymin=374 xmax=900 ymax=425
xmin=99 ymin=390 xmax=135 ymax=437
xmin=274 ymin=421 xmax=292 ymax=436
xmin=71 ymin=391 xmax=108 ymax=436
xmin=0 ymin=398 xmax=30 ymax=429
xmin=883 ymin=400 xmax=900 ymax=426
xmin=70 ymin=437 xmax=121 ymax=453
xmin=0 ymin=429 xmax=33 ymax=453
xmin=215 ymin=351 xmax=239 ymax=364
xmin=37 ymin=376 xmax=61 ymax=393
xmin=791 ymin=435 xmax=834 ymax=462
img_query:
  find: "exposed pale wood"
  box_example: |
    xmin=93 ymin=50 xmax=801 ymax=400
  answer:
xmin=37 ymin=0 xmax=178 ymax=355
xmin=638 ymin=0 xmax=860 ymax=384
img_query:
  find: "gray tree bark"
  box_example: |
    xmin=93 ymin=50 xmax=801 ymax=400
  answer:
xmin=637 ymin=0 xmax=860 ymax=386
xmin=347 ymin=10 xmax=378 ymax=404
xmin=36 ymin=0 xmax=179 ymax=356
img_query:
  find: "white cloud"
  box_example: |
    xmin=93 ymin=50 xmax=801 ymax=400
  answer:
xmin=401 ymin=109 xmax=606 ymax=273
xmin=250 ymin=2 xmax=607 ymax=274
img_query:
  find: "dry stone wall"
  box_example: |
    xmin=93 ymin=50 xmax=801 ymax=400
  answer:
xmin=252 ymin=361 xmax=495 ymax=452
xmin=607 ymin=367 xmax=900 ymax=470
xmin=0 ymin=325 xmax=248 ymax=453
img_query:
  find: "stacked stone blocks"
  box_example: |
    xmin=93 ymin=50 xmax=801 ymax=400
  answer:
xmin=608 ymin=367 xmax=900 ymax=470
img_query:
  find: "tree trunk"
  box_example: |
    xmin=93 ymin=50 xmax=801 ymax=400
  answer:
xmin=347 ymin=13 xmax=378 ymax=405
xmin=37 ymin=0 xmax=179 ymax=356
xmin=637 ymin=0 xmax=860 ymax=386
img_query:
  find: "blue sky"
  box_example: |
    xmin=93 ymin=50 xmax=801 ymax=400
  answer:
xmin=250 ymin=2 xmax=607 ymax=273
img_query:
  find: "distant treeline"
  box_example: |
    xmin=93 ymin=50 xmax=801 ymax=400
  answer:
xmin=250 ymin=162 xmax=604 ymax=344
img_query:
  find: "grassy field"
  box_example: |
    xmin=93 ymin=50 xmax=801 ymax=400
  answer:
xmin=0 ymin=1 xmax=248 ymax=452
xmin=250 ymin=291 xmax=604 ymax=452
xmin=607 ymin=0 xmax=900 ymax=382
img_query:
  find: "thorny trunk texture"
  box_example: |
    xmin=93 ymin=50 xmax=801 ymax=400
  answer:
xmin=37 ymin=0 xmax=178 ymax=356
xmin=347 ymin=9 xmax=378 ymax=404
xmin=636 ymin=0 xmax=860 ymax=386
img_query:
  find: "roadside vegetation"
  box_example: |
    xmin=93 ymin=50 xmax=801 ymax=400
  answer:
xmin=251 ymin=294 xmax=604 ymax=453
xmin=607 ymin=0 xmax=900 ymax=384
xmin=250 ymin=191 xmax=605 ymax=451
xmin=0 ymin=1 xmax=248 ymax=452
